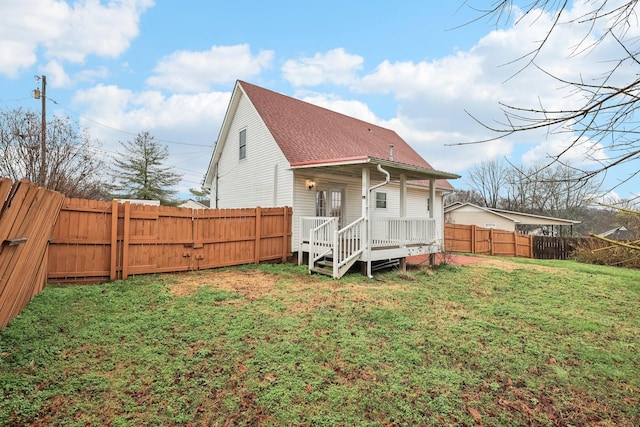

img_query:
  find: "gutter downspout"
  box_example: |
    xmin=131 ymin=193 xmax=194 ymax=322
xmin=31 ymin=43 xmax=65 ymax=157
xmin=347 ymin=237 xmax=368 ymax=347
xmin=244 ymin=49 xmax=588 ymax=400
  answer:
xmin=366 ymin=164 xmax=390 ymax=278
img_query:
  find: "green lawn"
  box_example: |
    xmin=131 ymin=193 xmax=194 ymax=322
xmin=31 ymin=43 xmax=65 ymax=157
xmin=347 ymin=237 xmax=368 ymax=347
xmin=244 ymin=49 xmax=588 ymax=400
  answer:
xmin=1 ymin=258 xmax=638 ymax=426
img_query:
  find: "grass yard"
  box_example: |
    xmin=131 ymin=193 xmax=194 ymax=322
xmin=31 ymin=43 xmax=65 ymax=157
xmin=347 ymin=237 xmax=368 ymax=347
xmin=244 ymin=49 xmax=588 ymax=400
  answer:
xmin=1 ymin=257 xmax=639 ymax=426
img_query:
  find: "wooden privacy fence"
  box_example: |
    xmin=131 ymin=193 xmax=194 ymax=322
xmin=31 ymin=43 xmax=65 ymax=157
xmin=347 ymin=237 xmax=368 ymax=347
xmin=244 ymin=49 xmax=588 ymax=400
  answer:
xmin=532 ymin=236 xmax=597 ymax=260
xmin=48 ymin=199 xmax=293 ymax=284
xmin=0 ymin=179 xmax=65 ymax=330
xmin=444 ymin=223 xmax=532 ymax=258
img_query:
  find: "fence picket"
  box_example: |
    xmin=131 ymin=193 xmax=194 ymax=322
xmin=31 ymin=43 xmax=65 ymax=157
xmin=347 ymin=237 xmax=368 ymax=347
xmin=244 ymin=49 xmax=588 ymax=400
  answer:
xmin=532 ymin=235 xmax=595 ymax=260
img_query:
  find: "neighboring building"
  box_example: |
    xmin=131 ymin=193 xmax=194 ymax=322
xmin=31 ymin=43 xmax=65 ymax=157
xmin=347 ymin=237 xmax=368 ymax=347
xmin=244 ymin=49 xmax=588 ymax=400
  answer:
xmin=596 ymin=226 xmax=634 ymax=240
xmin=203 ymin=81 xmax=459 ymax=278
xmin=178 ymin=199 xmax=210 ymax=209
xmin=444 ymin=202 xmax=580 ymax=235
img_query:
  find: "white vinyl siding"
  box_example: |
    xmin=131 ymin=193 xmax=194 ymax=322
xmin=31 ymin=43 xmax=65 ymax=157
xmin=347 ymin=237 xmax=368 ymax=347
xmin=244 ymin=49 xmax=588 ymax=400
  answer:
xmin=446 ymin=205 xmax=515 ymax=232
xmin=214 ymin=92 xmax=293 ymax=208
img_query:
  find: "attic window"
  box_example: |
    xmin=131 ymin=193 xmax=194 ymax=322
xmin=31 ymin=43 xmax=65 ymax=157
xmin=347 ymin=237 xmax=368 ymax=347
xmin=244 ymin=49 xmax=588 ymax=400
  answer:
xmin=239 ymin=129 xmax=247 ymax=160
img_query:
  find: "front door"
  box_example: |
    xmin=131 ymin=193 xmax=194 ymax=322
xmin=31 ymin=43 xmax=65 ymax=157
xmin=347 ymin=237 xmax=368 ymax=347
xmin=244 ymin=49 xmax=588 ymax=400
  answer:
xmin=316 ymin=187 xmax=345 ymax=228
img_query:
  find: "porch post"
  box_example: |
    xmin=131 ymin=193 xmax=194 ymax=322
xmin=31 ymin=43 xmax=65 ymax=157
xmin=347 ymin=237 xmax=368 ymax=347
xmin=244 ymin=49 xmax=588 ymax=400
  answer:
xmin=399 ymin=173 xmax=406 ymax=218
xmin=429 ymin=178 xmax=436 ymax=220
xmin=429 ymin=178 xmax=436 ymax=266
xmin=399 ymin=173 xmax=407 ymax=273
xmin=362 ymin=167 xmax=371 ymax=277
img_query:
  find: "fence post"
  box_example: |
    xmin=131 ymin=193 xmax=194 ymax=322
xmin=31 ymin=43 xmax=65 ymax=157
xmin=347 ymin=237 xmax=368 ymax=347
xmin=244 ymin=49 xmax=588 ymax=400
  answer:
xmin=471 ymin=225 xmax=476 ymax=254
xmin=282 ymin=207 xmax=288 ymax=262
xmin=109 ymin=199 xmax=118 ymax=281
xmin=254 ymin=206 xmax=262 ymax=264
xmin=122 ymin=202 xmax=130 ymax=280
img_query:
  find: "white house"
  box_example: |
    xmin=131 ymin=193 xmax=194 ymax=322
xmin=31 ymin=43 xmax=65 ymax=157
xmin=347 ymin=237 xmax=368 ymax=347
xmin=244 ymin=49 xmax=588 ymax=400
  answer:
xmin=204 ymin=81 xmax=459 ymax=278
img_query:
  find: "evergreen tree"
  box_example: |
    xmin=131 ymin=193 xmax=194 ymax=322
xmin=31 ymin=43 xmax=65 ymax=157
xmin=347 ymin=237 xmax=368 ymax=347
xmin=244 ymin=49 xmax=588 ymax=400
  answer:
xmin=110 ymin=131 xmax=181 ymax=205
xmin=188 ymin=185 xmax=210 ymax=203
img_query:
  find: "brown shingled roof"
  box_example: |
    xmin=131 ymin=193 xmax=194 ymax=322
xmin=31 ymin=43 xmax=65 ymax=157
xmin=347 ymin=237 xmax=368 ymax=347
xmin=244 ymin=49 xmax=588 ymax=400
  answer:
xmin=238 ymin=81 xmax=454 ymax=190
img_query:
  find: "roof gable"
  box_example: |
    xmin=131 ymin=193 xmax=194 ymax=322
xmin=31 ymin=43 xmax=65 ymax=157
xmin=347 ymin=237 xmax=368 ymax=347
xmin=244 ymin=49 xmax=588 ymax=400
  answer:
xmin=206 ymin=81 xmax=456 ymax=190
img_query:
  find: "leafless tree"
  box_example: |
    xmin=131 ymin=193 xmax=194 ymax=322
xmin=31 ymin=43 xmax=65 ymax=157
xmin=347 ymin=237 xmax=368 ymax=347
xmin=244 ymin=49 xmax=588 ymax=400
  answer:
xmin=0 ymin=107 xmax=107 ymax=199
xmin=461 ymin=1 xmax=640 ymax=199
xmin=466 ymin=159 xmax=509 ymax=207
xmin=461 ymin=158 xmax=600 ymax=234
xmin=502 ymin=162 xmax=599 ymax=215
xmin=443 ymin=188 xmax=486 ymax=206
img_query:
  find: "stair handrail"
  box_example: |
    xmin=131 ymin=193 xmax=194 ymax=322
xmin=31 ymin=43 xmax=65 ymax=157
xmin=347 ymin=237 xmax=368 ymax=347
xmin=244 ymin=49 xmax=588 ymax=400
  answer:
xmin=308 ymin=217 xmax=338 ymax=272
xmin=334 ymin=216 xmax=366 ymax=278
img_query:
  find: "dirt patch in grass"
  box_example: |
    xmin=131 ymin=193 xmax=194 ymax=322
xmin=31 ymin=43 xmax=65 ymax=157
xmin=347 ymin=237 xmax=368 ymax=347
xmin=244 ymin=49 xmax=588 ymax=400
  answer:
xmin=169 ymin=269 xmax=283 ymax=299
xmin=167 ymin=267 xmax=421 ymax=316
xmin=168 ymin=256 xmax=558 ymax=300
xmin=476 ymin=257 xmax=560 ymax=273
xmin=168 ymin=257 xmax=562 ymax=301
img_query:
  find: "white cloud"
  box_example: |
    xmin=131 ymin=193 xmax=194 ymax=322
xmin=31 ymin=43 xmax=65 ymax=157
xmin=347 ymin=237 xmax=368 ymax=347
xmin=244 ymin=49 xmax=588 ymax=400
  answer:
xmin=0 ymin=0 xmax=153 ymax=77
xmin=298 ymin=91 xmax=379 ymax=123
xmin=521 ymin=136 xmax=608 ymax=168
xmin=147 ymin=44 xmax=274 ymax=92
xmin=42 ymin=60 xmax=71 ymax=88
xmin=391 ymin=123 xmax=514 ymax=173
xmin=332 ymin=1 xmax=638 ymax=179
xmin=282 ymin=48 xmax=364 ymax=87
xmin=358 ymin=52 xmax=491 ymax=101
xmin=73 ymin=84 xmax=229 ymax=136
xmin=73 ymin=83 xmax=229 ymax=190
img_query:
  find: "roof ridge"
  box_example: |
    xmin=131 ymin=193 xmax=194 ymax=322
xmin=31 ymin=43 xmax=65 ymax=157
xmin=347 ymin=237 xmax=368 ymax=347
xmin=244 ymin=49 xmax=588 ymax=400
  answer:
xmin=236 ymin=80 xmax=454 ymax=190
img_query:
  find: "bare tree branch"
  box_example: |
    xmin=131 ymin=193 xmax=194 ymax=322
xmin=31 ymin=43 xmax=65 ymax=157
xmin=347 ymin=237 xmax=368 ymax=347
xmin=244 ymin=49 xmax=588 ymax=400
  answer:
xmin=461 ymin=1 xmax=640 ymax=193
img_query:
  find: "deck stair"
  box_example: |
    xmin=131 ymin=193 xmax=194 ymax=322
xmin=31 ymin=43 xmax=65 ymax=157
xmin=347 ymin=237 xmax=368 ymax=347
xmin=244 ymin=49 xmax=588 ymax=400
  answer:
xmin=301 ymin=215 xmax=437 ymax=278
xmin=310 ymin=254 xmax=359 ymax=278
xmin=308 ymin=217 xmax=365 ymax=279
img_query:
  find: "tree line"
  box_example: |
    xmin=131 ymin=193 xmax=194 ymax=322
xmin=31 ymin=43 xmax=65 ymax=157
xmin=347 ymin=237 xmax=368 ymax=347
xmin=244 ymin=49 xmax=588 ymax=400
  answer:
xmin=445 ymin=158 xmax=638 ymax=237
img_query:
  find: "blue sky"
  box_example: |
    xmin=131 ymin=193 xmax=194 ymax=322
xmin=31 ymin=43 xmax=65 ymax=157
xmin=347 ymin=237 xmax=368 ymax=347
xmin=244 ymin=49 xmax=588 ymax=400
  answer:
xmin=0 ymin=0 xmax=637 ymax=202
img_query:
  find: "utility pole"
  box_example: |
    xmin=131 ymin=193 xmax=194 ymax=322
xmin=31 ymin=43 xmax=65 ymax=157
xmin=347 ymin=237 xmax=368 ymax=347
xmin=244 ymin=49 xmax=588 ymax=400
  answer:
xmin=34 ymin=75 xmax=46 ymax=187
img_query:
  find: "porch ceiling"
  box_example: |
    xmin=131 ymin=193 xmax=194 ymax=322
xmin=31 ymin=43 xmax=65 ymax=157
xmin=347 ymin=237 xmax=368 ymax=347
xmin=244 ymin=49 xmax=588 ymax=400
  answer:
xmin=291 ymin=157 xmax=460 ymax=183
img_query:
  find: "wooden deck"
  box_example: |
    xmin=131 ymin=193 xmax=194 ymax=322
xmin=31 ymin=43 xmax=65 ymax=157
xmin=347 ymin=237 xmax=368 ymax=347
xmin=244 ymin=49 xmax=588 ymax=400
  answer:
xmin=299 ymin=216 xmax=440 ymax=278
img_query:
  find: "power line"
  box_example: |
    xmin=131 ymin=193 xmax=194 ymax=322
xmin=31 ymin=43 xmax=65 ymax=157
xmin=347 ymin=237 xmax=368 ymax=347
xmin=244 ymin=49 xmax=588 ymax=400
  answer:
xmin=0 ymin=97 xmax=33 ymax=104
xmin=48 ymin=98 xmax=214 ymax=148
xmin=3 ymin=94 xmax=215 ymax=148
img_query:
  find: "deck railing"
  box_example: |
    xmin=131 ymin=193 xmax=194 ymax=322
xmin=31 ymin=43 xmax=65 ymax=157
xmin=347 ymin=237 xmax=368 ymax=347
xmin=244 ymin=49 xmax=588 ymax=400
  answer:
xmin=308 ymin=217 xmax=337 ymax=272
xmin=302 ymin=217 xmax=437 ymax=276
xmin=371 ymin=218 xmax=436 ymax=247
xmin=300 ymin=216 xmax=333 ymax=243
xmin=334 ymin=217 xmax=365 ymax=277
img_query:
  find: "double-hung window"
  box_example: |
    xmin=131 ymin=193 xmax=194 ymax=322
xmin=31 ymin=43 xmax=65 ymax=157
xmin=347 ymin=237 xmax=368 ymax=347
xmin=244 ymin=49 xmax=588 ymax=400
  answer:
xmin=239 ymin=129 xmax=247 ymax=160
xmin=375 ymin=192 xmax=387 ymax=209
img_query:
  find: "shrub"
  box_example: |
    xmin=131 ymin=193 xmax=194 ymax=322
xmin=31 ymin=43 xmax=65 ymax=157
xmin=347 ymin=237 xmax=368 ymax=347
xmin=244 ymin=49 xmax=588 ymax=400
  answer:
xmin=572 ymin=238 xmax=640 ymax=269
